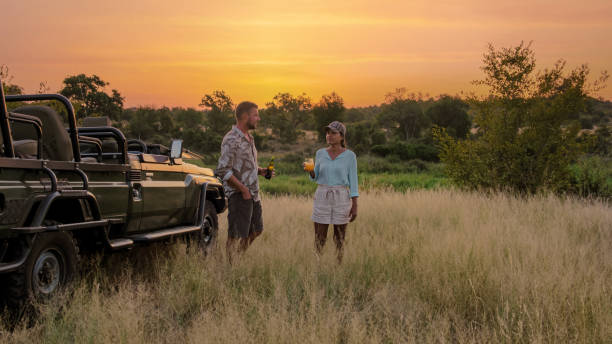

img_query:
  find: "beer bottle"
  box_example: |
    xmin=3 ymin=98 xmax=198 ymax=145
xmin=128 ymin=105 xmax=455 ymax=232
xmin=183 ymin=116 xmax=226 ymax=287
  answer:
xmin=265 ymin=157 xmax=275 ymax=179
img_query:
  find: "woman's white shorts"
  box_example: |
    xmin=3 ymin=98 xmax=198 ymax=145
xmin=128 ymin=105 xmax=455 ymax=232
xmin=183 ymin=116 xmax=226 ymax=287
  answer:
xmin=311 ymin=185 xmax=351 ymax=225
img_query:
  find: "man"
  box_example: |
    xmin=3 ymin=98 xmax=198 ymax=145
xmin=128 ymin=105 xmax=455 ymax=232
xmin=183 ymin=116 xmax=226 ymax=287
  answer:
xmin=216 ymin=101 xmax=273 ymax=263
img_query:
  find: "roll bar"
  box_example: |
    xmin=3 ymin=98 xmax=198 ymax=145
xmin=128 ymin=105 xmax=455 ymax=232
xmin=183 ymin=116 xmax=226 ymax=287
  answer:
xmin=4 ymin=93 xmax=81 ymax=162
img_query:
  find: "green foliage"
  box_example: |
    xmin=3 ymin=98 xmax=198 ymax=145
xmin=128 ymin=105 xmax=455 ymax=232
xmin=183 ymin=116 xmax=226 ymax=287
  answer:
xmin=255 ymin=153 xmax=448 ymax=196
xmin=371 ymin=141 xmax=439 ymax=162
xmin=259 ymin=172 xmax=448 ymax=196
xmin=1 ymin=65 xmax=26 ymax=112
xmin=584 ymin=125 xmax=612 ymax=156
xmin=199 ymin=90 xmax=234 ymax=137
xmin=583 ymin=98 xmax=612 ymax=127
xmin=425 ymin=95 xmax=471 ymax=138
xmin=435 ymin=42 xmax=609 ymax=195
xmin=252 ymin=131 xmax=269 ymax=151
xmin=345 ymin=121 xmax=386 ymax=154
xmin=263 ymin=93 xmax=312 ymax=143
xmin=59 ymin=74 xmax=124 ymax=120
xmin=259 ymin=175 xmax=317 ymax=195
xmin=173 ymin=107 xmax=205 ymax=129
xmin=343 ymin=106 xmax=381 ymax=123
xmin=123 ymin=107 xmax=175 ymax=143
xmin=569 ymin=156 xmax=612 ymax=199
xmin=312 ymin=92 xmax=345 ymax=141
xmin=0 ymin=65 xmax=23 ymax=96
xmin=378 ymin=88 xmax=429 ymax=140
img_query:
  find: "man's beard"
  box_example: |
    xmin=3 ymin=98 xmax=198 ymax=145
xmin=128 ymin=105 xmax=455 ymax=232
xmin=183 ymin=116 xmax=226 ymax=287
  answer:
xmin=247 ymin=122 xmax=257 ymax=130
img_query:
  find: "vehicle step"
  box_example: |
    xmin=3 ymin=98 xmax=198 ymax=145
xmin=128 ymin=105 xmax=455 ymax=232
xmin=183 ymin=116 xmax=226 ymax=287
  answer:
xmin=58 ymin=189 xmax=89 ymax=197
xmin=109 ymin=238 xmax=134 ymax=250
xmin=128 ymin=225 xmax=200 ymax=242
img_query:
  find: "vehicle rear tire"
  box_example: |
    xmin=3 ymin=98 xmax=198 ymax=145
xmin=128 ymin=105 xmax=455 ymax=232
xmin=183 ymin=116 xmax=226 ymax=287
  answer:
xmin=4 ymin=231 xmax=78 ymax=309
xmin=197 ymin=201 xmax=218 ymax=256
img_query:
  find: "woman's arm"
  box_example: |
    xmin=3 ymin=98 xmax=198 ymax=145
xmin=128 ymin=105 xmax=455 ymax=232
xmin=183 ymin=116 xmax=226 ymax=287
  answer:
xmin=348 ymin=152 xmax=359 ymax=198
xmin=349 ymin=196 xmax=358 ymax=222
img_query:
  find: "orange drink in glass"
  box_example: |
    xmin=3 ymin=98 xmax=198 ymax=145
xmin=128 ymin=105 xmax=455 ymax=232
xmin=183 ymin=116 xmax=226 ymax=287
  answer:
xmin=304 ymin=158 xmax=314 ymax=172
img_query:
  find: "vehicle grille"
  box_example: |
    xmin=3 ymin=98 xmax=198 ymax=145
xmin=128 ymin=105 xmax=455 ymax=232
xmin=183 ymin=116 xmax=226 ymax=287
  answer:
xmin=129 ymin=170 xmax=142 ymax=181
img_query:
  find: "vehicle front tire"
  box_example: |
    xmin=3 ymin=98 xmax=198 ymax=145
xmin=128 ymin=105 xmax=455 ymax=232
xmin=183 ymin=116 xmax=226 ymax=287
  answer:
xmin=197 ymin=200 xmax=218 ymax=256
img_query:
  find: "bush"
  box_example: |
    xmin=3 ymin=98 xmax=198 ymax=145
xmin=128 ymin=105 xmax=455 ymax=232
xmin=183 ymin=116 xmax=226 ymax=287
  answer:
xmin=356 ymin=155 xmax=438 ymax=174
xmin=371 ymin=144 xmax=391 ymax=157
xmin=252 ymin=131 xmax=269 ymax=151
xmin=345 ymin=121 xmax=387 ymax=154
xmin=434 ymin=42 xmax=608 ymax=195
xmin=371 ymin=141 xmax=439 ymax=162
xmin=569 ymin=156 xmax=612 ymax=199
xmin=258 ymin=153 xmax=310 ymax=176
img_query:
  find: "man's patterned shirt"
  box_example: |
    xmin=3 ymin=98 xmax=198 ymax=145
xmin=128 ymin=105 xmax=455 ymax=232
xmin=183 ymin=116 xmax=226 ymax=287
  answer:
xmin=216 ymin=126 xmax=260 ymax=201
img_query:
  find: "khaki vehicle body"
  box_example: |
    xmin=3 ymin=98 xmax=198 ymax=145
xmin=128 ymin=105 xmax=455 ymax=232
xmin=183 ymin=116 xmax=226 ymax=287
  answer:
xmin=0 ymin=84 xmax=225 ymax=307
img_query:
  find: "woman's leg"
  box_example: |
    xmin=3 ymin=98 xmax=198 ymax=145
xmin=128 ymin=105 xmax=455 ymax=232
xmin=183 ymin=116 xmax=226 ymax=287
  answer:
xmin=314 ymin=222 xmax=329 ymax=255
xmin=333 ymin=224 xmax=347 ymax=263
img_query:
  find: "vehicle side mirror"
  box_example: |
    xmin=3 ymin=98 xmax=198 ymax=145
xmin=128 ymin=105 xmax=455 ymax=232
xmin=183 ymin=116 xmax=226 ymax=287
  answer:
xmin=170 ymin=139 xmax=183 ymax=159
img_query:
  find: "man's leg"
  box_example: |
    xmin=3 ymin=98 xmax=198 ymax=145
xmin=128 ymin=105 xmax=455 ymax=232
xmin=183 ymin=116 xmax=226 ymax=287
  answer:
xmin=246 ymin=200 xmax=264 ymax=248
xmin=314 ymin=223 xmax=329 ymax=255
xmin=226 ymin=237 xmax=240 ymax=265
xmin=226 ymin=194 xmax=253 ymax=264
xmin=247 ymin=230 xmax=262 ymax=246
xmin=333 ymin=224 xmax=347 ymax=263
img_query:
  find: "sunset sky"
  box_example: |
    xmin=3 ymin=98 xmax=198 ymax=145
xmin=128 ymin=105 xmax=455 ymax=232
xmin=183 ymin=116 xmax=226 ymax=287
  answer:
xmin=2 ymin=0 xmax=611 ymax=108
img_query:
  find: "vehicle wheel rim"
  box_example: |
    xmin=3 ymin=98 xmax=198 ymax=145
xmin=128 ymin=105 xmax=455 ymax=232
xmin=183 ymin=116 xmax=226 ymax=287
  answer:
xmin=201 ymin=216 xmax=213 ymax=245
xmin=32 ymin=250 xmax=63 ymax=295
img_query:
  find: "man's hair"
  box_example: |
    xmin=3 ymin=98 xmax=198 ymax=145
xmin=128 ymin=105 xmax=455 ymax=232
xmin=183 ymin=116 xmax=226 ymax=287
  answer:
xmin=235 ymin=101 xmax=258 ymax=120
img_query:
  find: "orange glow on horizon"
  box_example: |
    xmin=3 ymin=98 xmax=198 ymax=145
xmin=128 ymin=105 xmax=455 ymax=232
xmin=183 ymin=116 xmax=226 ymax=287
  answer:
xmin=2 ymin=0 xmax=611 ymax=108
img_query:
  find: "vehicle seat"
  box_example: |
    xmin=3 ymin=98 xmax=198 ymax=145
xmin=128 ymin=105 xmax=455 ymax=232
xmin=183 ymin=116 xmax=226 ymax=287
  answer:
xmin=13 ymin=106 xmax=74 ymax=161
xmin=147 ymin=144 xmax=169 ymax=155
xmin=13 ymin=139 xmax=37 ymax=159
xmin=82 ymin=116 xmax=120 ymax=163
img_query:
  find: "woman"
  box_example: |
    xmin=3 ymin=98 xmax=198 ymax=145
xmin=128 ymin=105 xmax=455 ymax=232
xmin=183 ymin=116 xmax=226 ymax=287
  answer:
xmin=304 ymin=121 xmax=358 ymax=262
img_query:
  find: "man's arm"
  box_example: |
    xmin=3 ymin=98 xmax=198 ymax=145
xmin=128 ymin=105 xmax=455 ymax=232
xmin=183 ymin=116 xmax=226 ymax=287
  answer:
xmin=216 ymin=137 xmax=235 ymax=183
xmin=227 ymin=175 xmax=252 ymax=200
xmin=217 ymin=136 xmax=253 ymax=199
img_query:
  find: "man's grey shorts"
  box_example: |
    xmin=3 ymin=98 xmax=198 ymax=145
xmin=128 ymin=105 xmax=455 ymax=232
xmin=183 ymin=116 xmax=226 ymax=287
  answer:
xmin=228 ymin=193 xmax=264 ymax=238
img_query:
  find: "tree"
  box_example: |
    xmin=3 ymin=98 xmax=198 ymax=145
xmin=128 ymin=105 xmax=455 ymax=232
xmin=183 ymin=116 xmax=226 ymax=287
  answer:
xmin=1 ymin=65 xmax=24 ymax=95
xmin=346 ymin=121 xmax=386 ymax=154
xmin=426 ymin=95 xmax=471 ymax=138
xmin=312 ymin=92 xmax=345 ymax=141
xmin=434 ymin=41 xmax=609 ymax=194
xmin=378 ymin=88 xmax=429 ymax=140
xmin=124 ymin=107 xmax=175 ymax=143
xmin=59 ymin=74 xmax=124 ymax=120
xmin=174 ymin=107 xmax=205 ymax=130
xmin=264 ymin=92 xmax=312 ymax=143
xmin=199 ymin=90 xmax=234 ymax=137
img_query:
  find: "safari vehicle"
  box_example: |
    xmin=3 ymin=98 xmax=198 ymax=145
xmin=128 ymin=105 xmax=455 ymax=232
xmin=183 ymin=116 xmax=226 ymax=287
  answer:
xmin=0 ymin=79 xmax=226 ymax=307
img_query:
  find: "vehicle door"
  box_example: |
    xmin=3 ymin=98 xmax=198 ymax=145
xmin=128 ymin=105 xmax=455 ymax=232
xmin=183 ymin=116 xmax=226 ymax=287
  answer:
xmin=137 ymin=154 xmax=187 ymax=232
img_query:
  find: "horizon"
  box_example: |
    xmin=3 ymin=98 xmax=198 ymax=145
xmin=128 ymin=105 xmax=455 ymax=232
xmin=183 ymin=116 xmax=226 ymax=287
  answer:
xmin=2 ymin=0 xmax=611 ymax=108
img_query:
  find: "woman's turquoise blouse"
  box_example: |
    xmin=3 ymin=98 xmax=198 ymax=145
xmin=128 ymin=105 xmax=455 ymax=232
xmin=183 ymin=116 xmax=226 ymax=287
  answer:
xmin=311 ymin=148 xmax=359 ymax=198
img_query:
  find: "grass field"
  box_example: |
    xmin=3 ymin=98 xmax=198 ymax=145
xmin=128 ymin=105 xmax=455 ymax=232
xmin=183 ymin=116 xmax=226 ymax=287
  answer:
xmin=1 ymin=190 xmax=610 ymax=343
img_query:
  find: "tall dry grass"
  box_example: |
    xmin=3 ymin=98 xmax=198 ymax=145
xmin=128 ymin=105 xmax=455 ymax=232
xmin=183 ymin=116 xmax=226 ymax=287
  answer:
xmin=1 ymin=190 xmax=611 ymax=343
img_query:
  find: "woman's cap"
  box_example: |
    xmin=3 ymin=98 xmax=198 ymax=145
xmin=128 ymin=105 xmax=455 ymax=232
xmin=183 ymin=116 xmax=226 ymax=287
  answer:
xmin=325 ymin=121 xmax=346 ymax=136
